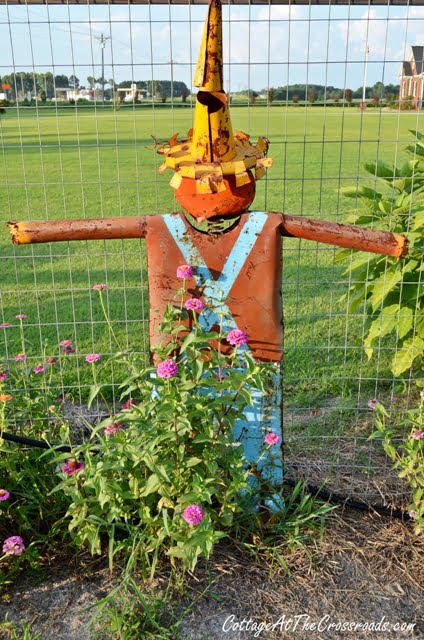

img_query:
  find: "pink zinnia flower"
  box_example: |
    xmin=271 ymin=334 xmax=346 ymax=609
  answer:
xmin=61 ymin=459 xmax=85 ymax=476
xmin=92 ymin=284 xmax=108 ymax=290
xmin=121 ymin=398 xmax=138 ymax=411
xmin=157 ymin=360 xmax=178 ymax=379
xmin=409 ymin=509 xmax=418 ymax=519
xmin=0 ymin=489 xmax=10 ymax=501
xmin=411 ymin=429 xmax=424 ymax=440
xmin=0 ymin=373 xmax=8 ymax=382
xmin=264 ymin=432 xmax=281 ymax=445
xmin=104 ymin=422 xmax=123 ymax=436
xmin=33 ymin=364 xmax=47 ymax=374
xmin=367 ymin=398 xmax=380 ymax=411
xmin=46 ymin=356 xmax=57 ymax=365
xmin=15 ymin=353 xmax=27 ymax=362
xmin=59 ymin=339 xmax=73 ymax=348
xmin=182 ymin=504 xmax=205 ymax=526
xmin=176 ymin=264 xmax=194 ymax=279
xmin=85 ymin=353 xmax=101 ymax=363
xmin=0 ymin=324 xmax=12 ymax=329
xmin=15 ymin=314 xmax=27 ymax=319
xmin=185 ymin=297 xmax=204 ymax=312
xmin=2 ymin=536 xmax=25 ymax=556
xmin=226 ymin=329 xmax=248 ymax=347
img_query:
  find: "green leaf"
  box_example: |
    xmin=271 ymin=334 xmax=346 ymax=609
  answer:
xmin=179 ymin=331 xmax=197 ymax=353
xmin=88 ymin=384 xmax=103 ymax=409
xmin=397 ymin=307 xmax=414 ymax=340
xmin=369 ymin=269 xmax=402 ymax=312
xmin=392 ymin=336 xmax=424 ymax=376
xmin=139 ymin=473 xmax=162 ymax=497
xmin=186 ymin=457 xmax=203 ymax=467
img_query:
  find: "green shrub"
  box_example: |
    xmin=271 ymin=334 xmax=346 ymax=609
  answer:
xmin=337 ymin=129 xmax=424 ymax=378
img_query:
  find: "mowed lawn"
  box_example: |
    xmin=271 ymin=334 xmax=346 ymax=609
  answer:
xmin=0 ymin=106 xmax=421 ymax=402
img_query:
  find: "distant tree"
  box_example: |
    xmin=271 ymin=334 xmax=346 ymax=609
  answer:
xmin=248 ymin=89 xmax=258 ymax=104
xmin=372 ymin=95 xmax=380 ymax=108
xmin=344 ymin=88 xmax=353 ymax=105
xmin=292 ymin=94 xmax=299 ymax=105
xmin=69 ymin=75 xmax=80 ymax=89
xmin=267 ymin=87 xmax=276 ymax=104
xmin=39 ymin=90 xmax=47 ymax=103
xmin=54 ymin=74 xmax=70 ymax=89
xmin=87 ymin=76 xmax=96 ymax=90
xmin=307 ymin=90 xmax=317 ymax=105
xmin=333 ymin=94 xmax=340 ymax=106
xmin=181 ymin=84 xmax=189 ymax=103
xmin=372 ymin=81 xmax=385 ymax=99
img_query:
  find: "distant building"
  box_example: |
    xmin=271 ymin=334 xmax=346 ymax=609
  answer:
xmin=54 ymin=88 xmax=94 ymax=101
xmin=116 ymin=83 xmax=148 ymax=102
xmin=399 ymin=46 xmax=423 ymax=107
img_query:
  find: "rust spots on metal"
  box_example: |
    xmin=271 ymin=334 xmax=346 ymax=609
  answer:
xmin=278 ymin=214 xmax=408 ymax=258
xmin=7 ymin=218 xmax=147 ymax=244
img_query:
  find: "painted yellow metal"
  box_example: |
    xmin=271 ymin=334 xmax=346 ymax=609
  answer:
xmin=158 ymin=0 xmax=273 ymax=198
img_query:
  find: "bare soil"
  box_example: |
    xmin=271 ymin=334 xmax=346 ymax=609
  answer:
xmin=0 ymin=509 xmax=422 ymax=640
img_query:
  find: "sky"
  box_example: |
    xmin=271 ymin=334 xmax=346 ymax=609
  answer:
xmin=0 ymin=3 xmax=423 ymax=93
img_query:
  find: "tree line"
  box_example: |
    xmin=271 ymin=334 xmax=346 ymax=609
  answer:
xmin=0 ymin=72 xmax=191 ymax=101
xmin=260 ymin=82 xmax=400 ymax=103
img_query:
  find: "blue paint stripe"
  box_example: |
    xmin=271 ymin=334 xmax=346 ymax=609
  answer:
xmin=163 ymin=213 xmax=267 ymax=337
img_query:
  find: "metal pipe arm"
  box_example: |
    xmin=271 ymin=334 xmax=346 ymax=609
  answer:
xmin=279 ymin=213 xmax=408 ymax=258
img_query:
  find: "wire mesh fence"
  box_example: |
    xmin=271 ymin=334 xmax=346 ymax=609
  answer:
xmin=0 ymin=0 xmax=423 ymax=506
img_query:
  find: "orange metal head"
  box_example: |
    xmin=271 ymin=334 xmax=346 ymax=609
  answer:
xmin=157 ymin=0 xmax=272 ymax=220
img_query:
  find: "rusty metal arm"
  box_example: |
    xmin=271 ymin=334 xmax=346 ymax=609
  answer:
xmin=278 ymin=213 xmax=408 ymax=258
xmin=7 ymin=217 xmax=147 ymax=245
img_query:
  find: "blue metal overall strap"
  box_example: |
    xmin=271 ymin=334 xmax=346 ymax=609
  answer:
xmin=162 ymin=212 xmax=284 ymax=506
xmin=162 ymin=211 xmax=268 ymax=341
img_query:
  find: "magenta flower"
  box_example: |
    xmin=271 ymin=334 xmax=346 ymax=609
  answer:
xmin=182 ymin=504 xmax=205 ymax=526
xmin=0 ymin=324 xmax=12 ymax=329
xmin=15 ymin=314 xmax=27 ymax=319
xmin=0 ymin=373 xmax=8 ymax=382
xmin=0 ymin=489 xmax=10 ymax=501
xmin=226 ymin=329 xmax=248 ymax=347
xmin=85 ymin=353 xmax=101 ymax=363
xmin=2 ymin=536 xmax=25 ymax=556
xmin=104 ymin=422 xmax=123 ymax=436
xmin=59 ymin=339 xmax=73 ymax=348
xmin=264 ymin=432 xmax=281 ymax=446
xmin=185 ymin=297 xmax=204 ymax=312
xmin=411 ymin=429 xmax=424 ymax=440
xmin=409 ymin=509 xmax=418 ymax=519
xmin=62 ymin=346 xmax=75 ymax=355
xmin=367 ymin=398 xmax=380 ymax=411
xmin=33 ymin=364 xmax=47 ymax=374
xmin=176 ymin=264 xmax=194 ymax=279
xmin=14 ymin=353 xmax=27 ymax=362
xmin=121 ymin=398 xmax=138 ymax=411
xmin=46 ymin=356 xmax=57 ymax=365
xmin=61 ymin=459 xmax=85 ymax=476
xmin=157 ymin=360 xmax=178 ymax=379
xmin=92 ymin=283 xmax=108 ymax=290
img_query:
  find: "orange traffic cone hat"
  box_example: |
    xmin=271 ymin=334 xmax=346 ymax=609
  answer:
xmin=158 ymin=0 xmax=272 ymax=218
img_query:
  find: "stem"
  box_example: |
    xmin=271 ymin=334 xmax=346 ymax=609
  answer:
xmin=98 ymin=290 xmax=121 ymax=350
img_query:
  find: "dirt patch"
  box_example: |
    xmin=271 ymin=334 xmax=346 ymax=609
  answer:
xmin=0 ymin=509 xmax=422 ymax=640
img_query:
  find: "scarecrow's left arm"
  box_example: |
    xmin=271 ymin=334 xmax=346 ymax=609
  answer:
xmin=279 ymin=213 xmax=408 ymax=258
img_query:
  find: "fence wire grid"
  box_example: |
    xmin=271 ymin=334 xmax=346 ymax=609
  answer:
xmin=0 ymin=0 xmax=423 ymax=506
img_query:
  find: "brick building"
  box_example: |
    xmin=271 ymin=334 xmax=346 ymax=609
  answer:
xmin=399 ymin=46 xmax=423 ymax=107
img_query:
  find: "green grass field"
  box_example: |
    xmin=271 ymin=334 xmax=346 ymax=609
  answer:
xmin=0 ymin=106 xmax=421 ymax=404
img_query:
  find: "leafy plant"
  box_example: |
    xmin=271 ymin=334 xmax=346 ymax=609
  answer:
xmin=52 ymin=281 xmax=280 ymax=574
xmin=337 ymin=129 xmax=424 ymax=378
xmin=369 ymin=396 xmax=423 ymax=534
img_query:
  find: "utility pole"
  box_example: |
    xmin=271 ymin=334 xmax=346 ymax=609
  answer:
xmin=95 ymin=33 xmax=111 ymax=104
xmin=362 ymin=43 xmax=370 ymax=108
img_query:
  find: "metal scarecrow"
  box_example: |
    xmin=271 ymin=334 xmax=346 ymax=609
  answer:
xmin=8 ymin=0 xmax=407 ymax=504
